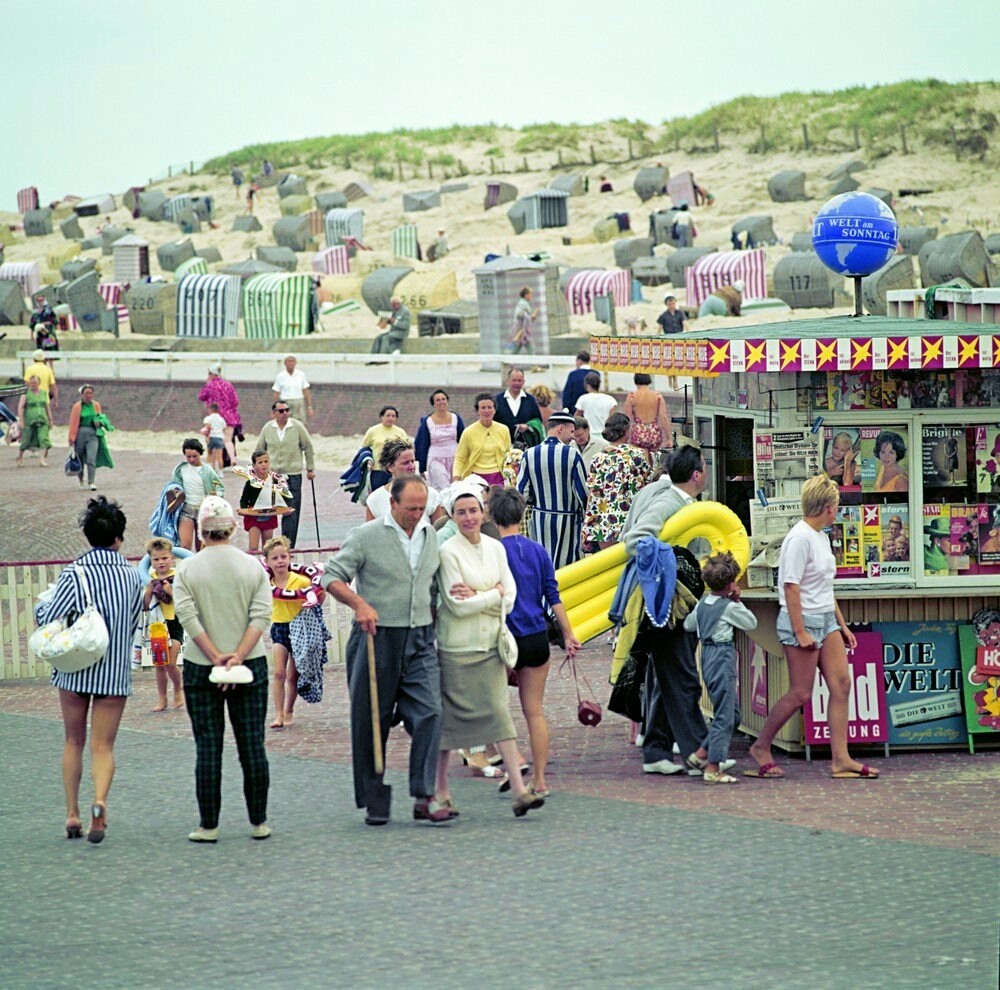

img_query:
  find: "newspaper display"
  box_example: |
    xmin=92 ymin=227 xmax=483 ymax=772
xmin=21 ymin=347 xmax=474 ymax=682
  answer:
xmin=753 ymin=429 xmax=820 ymax=493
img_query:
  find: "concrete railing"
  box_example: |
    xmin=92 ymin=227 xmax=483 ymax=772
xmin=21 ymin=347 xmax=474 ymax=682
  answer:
xmin=0 ymin=549 xmax=352 ymax=681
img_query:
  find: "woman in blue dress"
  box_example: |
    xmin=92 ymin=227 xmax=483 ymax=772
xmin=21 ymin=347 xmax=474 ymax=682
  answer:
xmin=36 ymin=497 xmax=144 ymax=843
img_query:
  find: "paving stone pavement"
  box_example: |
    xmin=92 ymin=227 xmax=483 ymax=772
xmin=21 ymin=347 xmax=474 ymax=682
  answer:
xmin=3 ymin=451 xmax=999 ymax=988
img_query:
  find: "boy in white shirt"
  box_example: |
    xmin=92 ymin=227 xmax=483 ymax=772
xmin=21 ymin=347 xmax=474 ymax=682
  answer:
xmin=574 ymin=372 xmax=618 ymax=438
xmin=683 ymin=552 xmax=757 ymax=784
xmin=202 ymin=403 xmax=227 ymax=472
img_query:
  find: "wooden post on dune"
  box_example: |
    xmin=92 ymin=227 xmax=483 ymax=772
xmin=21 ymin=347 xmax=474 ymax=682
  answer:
xmin=759 ymin=123 xmax=766 ymax=152
xmin=801 ymin=123 xmax=810 ymax=150
xmin=712 ymin=121 xmax=720 ymax=151
xmin=900 ymin=126 xmax=909 ymax=154
xmin=852 ymin=124 xmax=860 ymax=150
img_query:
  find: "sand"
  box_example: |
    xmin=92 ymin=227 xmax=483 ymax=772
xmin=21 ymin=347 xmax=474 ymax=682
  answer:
xmin=2 ymin=121 xmax=997 ymax=347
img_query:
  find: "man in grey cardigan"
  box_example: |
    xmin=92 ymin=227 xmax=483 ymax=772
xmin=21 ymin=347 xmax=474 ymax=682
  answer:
xmin=621 ymin=444 xmax=725 ymax=778
xmin=322 ymin=476 xmax=444 ymax=825
xmin=258 ymin=401 xmax=315 ymax=547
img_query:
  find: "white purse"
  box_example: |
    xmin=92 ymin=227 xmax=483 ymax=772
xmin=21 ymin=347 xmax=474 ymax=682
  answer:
xmin=497 ymin=598 xmax=518 ymax=670
xmin=30 ymin=565 xmax=110 ymax=674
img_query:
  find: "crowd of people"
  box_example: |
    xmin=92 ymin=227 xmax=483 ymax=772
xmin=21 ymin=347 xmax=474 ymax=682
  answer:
xmin=33 ymin=356 xmax=881 ymax=844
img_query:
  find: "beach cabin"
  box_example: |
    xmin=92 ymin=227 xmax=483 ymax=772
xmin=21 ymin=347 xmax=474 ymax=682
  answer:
xmin=74 ymin=194 xmax=116 ymax=217
xmin=66 ymin=271 xmax=117 ymax=333
xmin=861 ymin=255 xmax=914 ymax=316
xmin=176 ymin=274 xmax=242 ymax=338
xmin=508 ymin=190 xmax=569 ymax=233
xmin=549 ymin=174 xmax=585 ymax=197
xmin=731 ymin=216 xmax=778 ymax=249
xmin=402 ymin=190 xmax=441 ymax=212
xmin=392 ymin=225 xmax=420 ymax=260
xmin=273 ymin=216 xmax=315 ymax=252
xmin=17 ymin=187 xmax=39 ymax=214
xmin=325 ymin=208 xmax=365 ymax=248
xmin=60 ymin=215 xmax=84 ymax=240
xmin=312 ymin=246 xmax=350 ymax=275
xmin=343 ymin=181 xmax=376 ymax=202
xmin=122 ymin=186 xmax=145 ymax=212
xmin=473 ymin=255 xmax=552 ymax=355
xmin=243 ymin=273 xmax=315 ymax=339
xmin=484 ymin=181 xmax=517 ymax=210
xmin=112 ymin=234 xmax=150 ymax=283
xmin=685 ymin=249 xmax=767 ymax=309
xmin=255 ymin=246 xmax=298 ymax=272
xmin=24 ymin=209 xmax=53 ymax=237
xmin=124 ymin=280 xmax=177 ymax=336
xmin=157 ymin=239 xmax=196 ymax=272
xmin=0 ymin=280 xmax=28 ymax=325
xmin=564 ymin=269 xmax=631 ymax=315
xmin=361 ymin=267 xmax=414 ymax=314
xmin=0 ymin=261 xmax=42 ymax=297
xmin=138 ymin=190 xmax=167 ymax=221
xmin=395 ymin=270 xmax=458 ymax=313
xmin=919 ymin=231 xmax=993 ymax=288
xmin=633 ymin=166 xmax=668 ymax=203
xmin=650 ymin=209 xmax=686 ymax=247
xmin=767 ymin=171 xmax=807 ymax=203
xmin=774 ymin=253 xmax=842 ymax=308
xmin=173 ymin=256 xmax=210 ymax=281
xmin=315 ymin=191 xmax=348 ymax=211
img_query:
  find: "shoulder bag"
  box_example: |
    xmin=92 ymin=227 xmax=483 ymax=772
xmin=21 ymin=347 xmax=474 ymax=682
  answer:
xmin=30 ymin=565 xmax=110 ymax=674
xmin=497 ymin=598 xmax=518 ymax=670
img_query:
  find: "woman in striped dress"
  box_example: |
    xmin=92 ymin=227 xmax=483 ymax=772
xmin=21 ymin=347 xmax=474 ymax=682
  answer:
xmin=35 ymin=497 xmax=144 ymax=843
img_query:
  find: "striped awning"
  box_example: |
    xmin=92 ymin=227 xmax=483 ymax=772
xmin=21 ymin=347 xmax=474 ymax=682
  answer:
xmin=565 ymin=269 xmax=631 ymax=315
xmin=590 ymin=317 xmax=1000 ymax=376
xmin=685 ymin=249 xmax=766 ymax=307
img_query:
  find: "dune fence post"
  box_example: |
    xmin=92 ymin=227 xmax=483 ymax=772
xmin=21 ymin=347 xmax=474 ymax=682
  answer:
xmin=900 ymin=126 xmax=909 ymax=154
xmin=713 ymin=121 xmax=720 ymax=152
xmin=852 ymin=124 xmax=860 ymax=150
xmin=950 ymin=126 xmax=960 ymax=160
xmin=802 ymin=123 xmax=810 ymax=151
xmin=759 ymin=123 xmax=766 ymax=152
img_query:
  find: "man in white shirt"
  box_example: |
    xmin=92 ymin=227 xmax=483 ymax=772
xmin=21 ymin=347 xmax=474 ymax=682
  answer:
xmin=271 ymin=355 xmax=313 ymax=423
xmin=574 ymin=372 xmax=618 ymax=438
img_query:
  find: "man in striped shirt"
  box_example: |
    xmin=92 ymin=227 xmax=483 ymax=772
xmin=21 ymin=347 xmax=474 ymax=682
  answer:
xmin=516 ymin=410 xmax=588 ymax=569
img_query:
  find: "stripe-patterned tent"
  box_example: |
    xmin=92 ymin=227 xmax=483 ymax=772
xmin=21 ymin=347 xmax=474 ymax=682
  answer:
xmin=174 ymin=256 xmax=210 ymax=281
xmin=392 ymin=225 xmax=420 ymax=260
xmin=0 ymin=261 xmax=41 ymax=297
xmin=324 ymin=208 xmax=364 ymax=248
xmin=312 ymin=246 xmax=349 ymax=275
xmin=17 ymin=187 xmax=39 ymax=214
xmin=685 ymin=249 xmax=767 ymax=308
xmin=242 ymin=273 xmax=314 ymax=339
xmin=112 ymin=234 xmax=150 ymax=283
xmin=176 ymin=274 xmax=242 ymax=338
xmin=564 ymin=269 xmax=631 ymax=315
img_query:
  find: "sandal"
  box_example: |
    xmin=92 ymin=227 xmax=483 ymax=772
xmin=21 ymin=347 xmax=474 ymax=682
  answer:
xmin=66 ymin=818 xmax=83 ymax=839
xmin=703 ymin=770 xmax=738 ymax=784
xmin=87 ymin=802 xmax=107 ymax=844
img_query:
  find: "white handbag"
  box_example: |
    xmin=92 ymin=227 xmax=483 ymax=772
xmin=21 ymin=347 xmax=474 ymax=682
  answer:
xmin=497 ymin=598 xmax=518 ymax=670
xmin=30 ymin=565 xmax=110 ymax=674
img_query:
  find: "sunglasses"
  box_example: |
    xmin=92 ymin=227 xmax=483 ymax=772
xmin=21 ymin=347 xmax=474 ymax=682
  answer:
xmin=275 ymin=408 xmax=290 ymax=413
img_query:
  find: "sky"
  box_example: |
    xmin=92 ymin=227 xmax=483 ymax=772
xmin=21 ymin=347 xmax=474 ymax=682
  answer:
xmin=2 ymin=0 xmax=997 ymax=208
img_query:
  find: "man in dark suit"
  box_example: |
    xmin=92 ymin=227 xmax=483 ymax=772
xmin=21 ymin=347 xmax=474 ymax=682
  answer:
xmin=561 ymin=350 xmax=591 ymax=414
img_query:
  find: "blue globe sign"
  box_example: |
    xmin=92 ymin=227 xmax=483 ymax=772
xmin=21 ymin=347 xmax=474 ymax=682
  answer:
xmin=812 ymin=192 xmax=898 ymax=278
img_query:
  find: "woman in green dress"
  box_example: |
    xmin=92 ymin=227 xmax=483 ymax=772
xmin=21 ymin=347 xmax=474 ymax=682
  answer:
xmin=17 ymin=375 xmax=53 ymax=467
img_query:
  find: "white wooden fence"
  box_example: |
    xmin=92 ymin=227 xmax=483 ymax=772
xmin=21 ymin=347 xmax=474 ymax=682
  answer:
xmin=0 ymin=550 xmax=353 ymax=681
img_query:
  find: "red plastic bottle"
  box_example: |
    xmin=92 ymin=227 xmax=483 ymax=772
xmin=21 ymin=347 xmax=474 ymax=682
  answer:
xmin=149 ymin=621 xmax=169 ymax=666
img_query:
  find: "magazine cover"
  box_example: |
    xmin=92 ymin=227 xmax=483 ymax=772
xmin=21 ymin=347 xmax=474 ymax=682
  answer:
xmin=830 ymin=506 xmax=863 ymax=578
xmin=921 ymin=425 xmax=967 ymax=489
xmin=975 ymin=425 xmax=1000 ymax=494
xmin=823 ymin=427 xmax=861 ymax=493
xmin=858 ymin=425 xmax=910 ymax=495
xmin=978 ymin=504 xmax=1000 ymax=567
xmin=922 ymin=504 xmax=952 ymax=576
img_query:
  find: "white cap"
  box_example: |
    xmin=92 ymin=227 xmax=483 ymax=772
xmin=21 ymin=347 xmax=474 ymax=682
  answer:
xmin=733 ymin=279 xmax=745 ymax=292
xmin=197 ymin=496 xmax=235 ymax=537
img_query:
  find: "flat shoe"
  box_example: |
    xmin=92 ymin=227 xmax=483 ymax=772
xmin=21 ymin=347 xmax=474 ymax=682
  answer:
xmin=512 ymin=792 xmax=544 ymax=818
xmin=832 ymin=764 xmax=879 ymax=779
xmin=703 ymin=770 xmax=739 ymax=784
xmin=743 ymin=762 xmax=785 ymax=779
xmin=528 ymin=783 xmax=551 ymax=799
xmin=685 ymin=754 xmax=737 ymax=776
xmin=188 ymin=827 xmax=219 ymax=842
xmin=251 ymin=823 xmax=272 ymax=839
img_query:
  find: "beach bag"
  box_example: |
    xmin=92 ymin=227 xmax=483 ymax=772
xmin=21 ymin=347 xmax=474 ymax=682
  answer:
xmin=497 ymin=600 xmax=518 ymax=670
xmin=64 ymin=450 xmax=81 ymax=475
xmin=29 ymin=566 xmax=109 ymax=674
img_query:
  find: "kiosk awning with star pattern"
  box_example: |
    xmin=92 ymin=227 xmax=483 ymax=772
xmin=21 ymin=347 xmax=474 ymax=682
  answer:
xmin=590 ymin=317 xmax=1000 ymax=377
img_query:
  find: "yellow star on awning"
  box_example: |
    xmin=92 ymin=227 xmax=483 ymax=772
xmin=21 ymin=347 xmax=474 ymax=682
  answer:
xmin=887 ymin=338 xmax=908 ymax=366
xmin=851 ymin=338 xmax=872 ymax=368
xmin=780 ymin=339 xmax=800 ymax=369
xmin=816 ymin=339 xmax=838 ymax=368
xmin=993 ymin=336 xmax=1000 ymax=366
xmin=708 ymin=341 xmax=729 ymax=371
xmin=922 ymin=336 xmax=943 ymax=364
xmin=745 ymin=340 xmax=766 ymax=369
xmin=958 ymin=336 xmax=978 ymax=366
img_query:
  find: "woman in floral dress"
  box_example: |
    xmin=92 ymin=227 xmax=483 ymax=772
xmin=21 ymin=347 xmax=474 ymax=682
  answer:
xmin=582 ymin=413 xmax=651 ymax=550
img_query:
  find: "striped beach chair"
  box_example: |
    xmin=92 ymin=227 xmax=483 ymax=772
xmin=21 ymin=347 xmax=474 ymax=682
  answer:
xmin=324 ymin=208 xmax=365 ymax=248
xmin=16 ymin=187 xmax=39 ymax=214
xmin=685 ymin=249 xmax=767 ymax=308
xmin=311 ymin=246 xmax=350 ymax=275
xmin=174 ymin=256 xmax=210 ymax=281
xmin=66 ymin=282 xmax=130 ymax=329
xmin=176 ymin=274 xmax=242 ymax=338
xmin=0 ymin=261 xmax=42 ymax=297
xmin=392 ymin=225 xmax=420 ymax=260
xmin=243 ymin=272 xmax=315 ymax=339
xmin=565 ymin=269 xmax=631 ymax=315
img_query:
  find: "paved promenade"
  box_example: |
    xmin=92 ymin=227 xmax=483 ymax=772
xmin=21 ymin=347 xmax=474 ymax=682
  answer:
xmin=2 ymin=450 xmax=998 ymax=989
